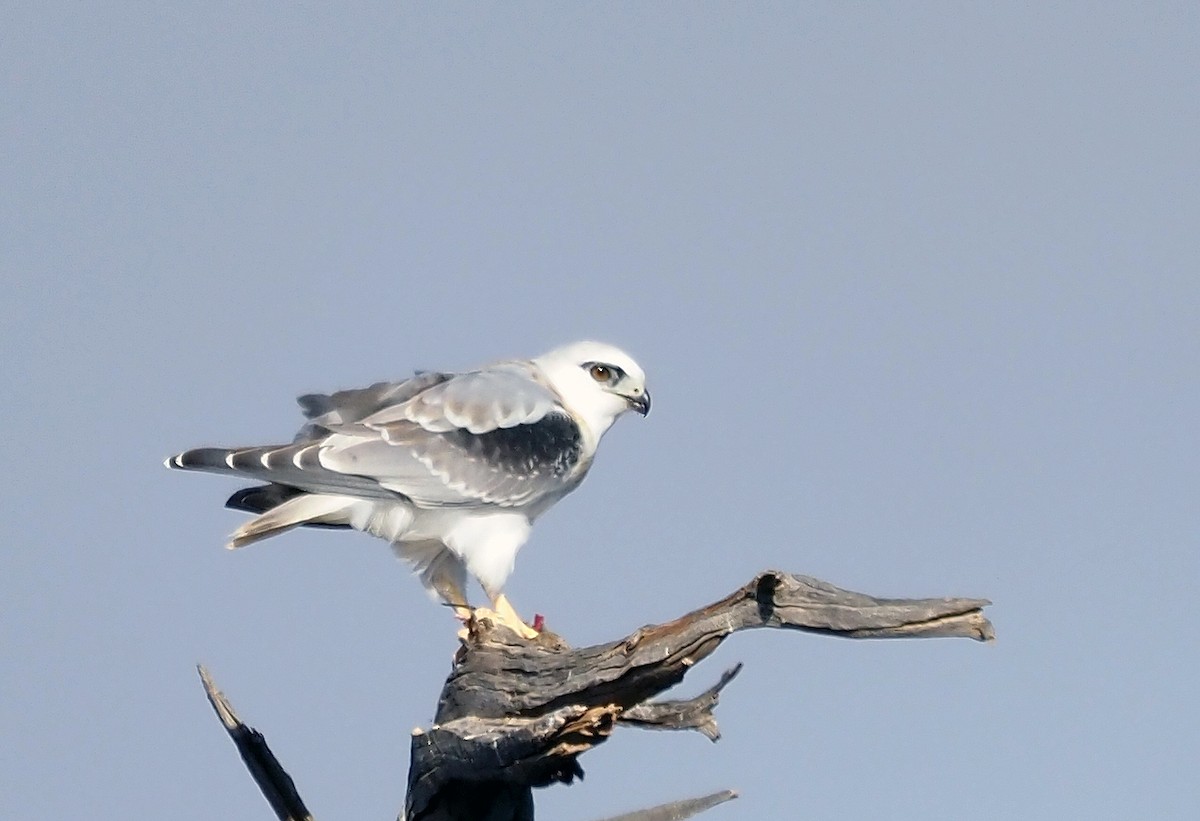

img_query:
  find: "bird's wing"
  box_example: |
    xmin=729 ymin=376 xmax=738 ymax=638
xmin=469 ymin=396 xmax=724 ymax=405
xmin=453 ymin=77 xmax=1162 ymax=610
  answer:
xmin=354 ymin=363 xmax=557 ymax=433
xmin=318 ymin=363 xmax=587 ymax=507
xmin=167 ymin=442 xmax=401 ymax=499
xmin=170 ymin=364 xmax=587 ymax=508
xmin=293 ymin=371 xmax=451 ymax=440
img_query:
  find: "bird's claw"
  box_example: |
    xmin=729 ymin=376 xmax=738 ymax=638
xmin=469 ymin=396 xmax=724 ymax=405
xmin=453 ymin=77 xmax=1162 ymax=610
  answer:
xmin=461 ymin=606 xmax=540 ymax=640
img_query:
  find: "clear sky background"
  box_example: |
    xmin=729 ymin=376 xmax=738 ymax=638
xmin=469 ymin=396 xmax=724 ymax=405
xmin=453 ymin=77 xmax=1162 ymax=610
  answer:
xmin=3 ymin=4 xmax=1197 ymax=820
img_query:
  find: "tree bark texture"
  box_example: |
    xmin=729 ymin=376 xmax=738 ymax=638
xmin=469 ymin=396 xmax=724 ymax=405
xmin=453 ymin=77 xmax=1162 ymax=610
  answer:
xmin=405 ymin=570 xmax=992 ymax=820
xmin=198 ymin=570 xmax=993 ymax=821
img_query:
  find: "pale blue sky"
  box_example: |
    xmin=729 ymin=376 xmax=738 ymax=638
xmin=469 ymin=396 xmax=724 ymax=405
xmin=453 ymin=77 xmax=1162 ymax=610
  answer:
xmin=3 ymin=4 xmax=1197 ymax=820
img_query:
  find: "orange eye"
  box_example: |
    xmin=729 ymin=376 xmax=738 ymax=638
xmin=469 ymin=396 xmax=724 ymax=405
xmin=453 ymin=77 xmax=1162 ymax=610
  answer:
xmin=589 ymin=364 xmax=612 ymax=382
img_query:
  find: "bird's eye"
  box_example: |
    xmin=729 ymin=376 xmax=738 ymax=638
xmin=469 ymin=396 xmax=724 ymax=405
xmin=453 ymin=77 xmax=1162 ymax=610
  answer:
xmin=589 ymin=364 xmax=613 ymax=383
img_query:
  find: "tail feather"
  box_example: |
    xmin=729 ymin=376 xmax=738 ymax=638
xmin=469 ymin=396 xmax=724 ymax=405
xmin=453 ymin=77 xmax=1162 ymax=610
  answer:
xmin=227 ymin=494 xmax=357 ymax=549
xmin=226 ymin=484 xmax=352 ymax=531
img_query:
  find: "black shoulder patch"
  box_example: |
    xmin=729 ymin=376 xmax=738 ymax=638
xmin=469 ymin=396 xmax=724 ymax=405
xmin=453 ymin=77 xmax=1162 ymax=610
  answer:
xmin=441 ymin=413 xmax=583 ymax=478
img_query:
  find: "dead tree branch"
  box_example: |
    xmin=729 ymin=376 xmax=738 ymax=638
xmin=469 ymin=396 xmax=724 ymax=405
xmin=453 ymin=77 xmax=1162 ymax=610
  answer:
xmin=197 ymin=570 xmax=993 ymax=821
xmin=199 ymin=665 xmax=315 ymax=821
xmin=407 ymin=569 xmax=991 ymax=820
xmin=594 ymin=790 xmax=739 ymax=821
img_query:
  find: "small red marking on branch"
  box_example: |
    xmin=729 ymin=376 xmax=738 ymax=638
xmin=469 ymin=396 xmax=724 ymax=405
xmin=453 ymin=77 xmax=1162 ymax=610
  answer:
xmin=532 ymin=614 xmax=545 ymax=633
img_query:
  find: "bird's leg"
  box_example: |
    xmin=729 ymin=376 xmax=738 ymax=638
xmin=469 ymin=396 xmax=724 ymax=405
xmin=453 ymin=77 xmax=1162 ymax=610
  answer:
xmin=432 ymin=577 xmax=475 ymax=638
xmin=453 ymin=606 xmax=474 ymax=643
xmin=488 ymin=592 xmax=541 ymax=640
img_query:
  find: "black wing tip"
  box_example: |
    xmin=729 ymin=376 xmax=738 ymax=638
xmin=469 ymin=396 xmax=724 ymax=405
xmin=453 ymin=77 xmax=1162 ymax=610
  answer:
xmin=225 ymin=484 xmax=290 ymax=514
xmin=225 ymin=484 xmax=352 ymax=530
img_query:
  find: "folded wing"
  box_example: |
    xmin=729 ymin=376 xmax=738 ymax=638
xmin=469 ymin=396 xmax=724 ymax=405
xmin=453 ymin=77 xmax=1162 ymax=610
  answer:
xmin=321 ymin=364 xmax=584 ymax=507
xmin=169 ymin=363 xmax=585 ymax=511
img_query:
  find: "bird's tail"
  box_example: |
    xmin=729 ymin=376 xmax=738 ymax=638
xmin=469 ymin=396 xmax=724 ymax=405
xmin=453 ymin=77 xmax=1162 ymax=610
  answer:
xmin=167 ymin=446 xmax=365 ymax=547
xmin=226 ymin=492 xmax=357 ymax=549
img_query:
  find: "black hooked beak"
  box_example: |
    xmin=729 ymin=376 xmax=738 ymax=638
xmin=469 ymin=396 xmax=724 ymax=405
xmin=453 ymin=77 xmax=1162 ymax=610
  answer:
xmin=628 ymin=389 xmax=651 ymax=416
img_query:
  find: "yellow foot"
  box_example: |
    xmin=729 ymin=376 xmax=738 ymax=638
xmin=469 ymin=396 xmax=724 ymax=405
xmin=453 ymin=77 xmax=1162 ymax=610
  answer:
xmin=454 ymin=607 xmax=536 ymax=640
xmin=481 ymin=593 xmax=541 ymax=640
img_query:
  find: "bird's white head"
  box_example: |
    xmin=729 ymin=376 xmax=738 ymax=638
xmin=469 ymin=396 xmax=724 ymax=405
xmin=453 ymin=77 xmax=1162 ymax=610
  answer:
xmin=533 ymin=341 xmax=650 ymax=442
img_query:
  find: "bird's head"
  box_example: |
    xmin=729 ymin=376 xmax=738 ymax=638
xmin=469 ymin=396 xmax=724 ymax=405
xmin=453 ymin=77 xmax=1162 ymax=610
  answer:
xmin=533 ymin=340 xmax=650 ymax=439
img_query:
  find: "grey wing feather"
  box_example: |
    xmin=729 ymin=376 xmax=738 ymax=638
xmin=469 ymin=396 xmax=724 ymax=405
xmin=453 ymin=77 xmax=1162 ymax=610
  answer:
xmin=172 ymin=363 xmax=579 ymax=509
xmin=168 ymin=444 xmax=400 ymax=500
xmin=295 ymin=372 xmax=451 ymax=440
xmin=320 ymin=411 xmax=584 ymax=507
xmin=317 ymin=364 xmax=582 ymax=507
xmin=358 ymin=364 xmax=559 ymax=434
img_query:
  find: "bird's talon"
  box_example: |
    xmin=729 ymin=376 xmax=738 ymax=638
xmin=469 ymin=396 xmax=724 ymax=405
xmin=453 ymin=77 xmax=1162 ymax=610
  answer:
xmin=468 ymin=606 xmax=540 ymax=640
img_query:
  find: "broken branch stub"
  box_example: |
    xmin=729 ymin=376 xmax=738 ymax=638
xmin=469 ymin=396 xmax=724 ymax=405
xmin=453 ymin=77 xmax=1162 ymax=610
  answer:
xmin=198 ymin=666 xmax=315 ymax=821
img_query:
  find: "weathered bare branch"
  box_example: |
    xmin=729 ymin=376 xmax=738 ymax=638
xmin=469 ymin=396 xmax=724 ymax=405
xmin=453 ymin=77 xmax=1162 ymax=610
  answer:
xmin=198 ymin=665 xmax=315 ymax=821
xmin=196 ymin=570 xmax=993 ymax=821
xmin=621 ymin=664 xmax=743 ymax=741
xmin=406 ymin=570 xmax=993 ymax=820
xmin=592 ymin=789 xmax=739 ymax=821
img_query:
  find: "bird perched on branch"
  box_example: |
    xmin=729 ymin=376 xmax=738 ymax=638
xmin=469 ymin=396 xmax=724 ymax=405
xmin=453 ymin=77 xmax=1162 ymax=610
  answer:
xmin=166 ymin=341 xmax=650 ymax=639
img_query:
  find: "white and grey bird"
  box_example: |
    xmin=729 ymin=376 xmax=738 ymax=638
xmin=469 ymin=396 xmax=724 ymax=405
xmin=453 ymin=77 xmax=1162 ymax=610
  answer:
xmin=165 ymin=341 xmax=650 ymax=638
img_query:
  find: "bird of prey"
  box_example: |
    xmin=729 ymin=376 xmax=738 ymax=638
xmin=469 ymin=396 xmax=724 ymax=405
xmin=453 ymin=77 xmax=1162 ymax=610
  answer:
xmin=165 ymin=341 xmax=650 ymax=639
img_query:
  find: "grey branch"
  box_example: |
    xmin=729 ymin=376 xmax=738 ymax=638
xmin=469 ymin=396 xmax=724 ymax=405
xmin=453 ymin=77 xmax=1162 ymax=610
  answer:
xmin=621 ymin=664 xmax=743 ymax=741
xmin=194 ymin=570 xmax=993 ymax=821
xmin=406 ymin=570 xmax=992 ymax=820
xmin=593 ymin=790 xmax=739 ymax=821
